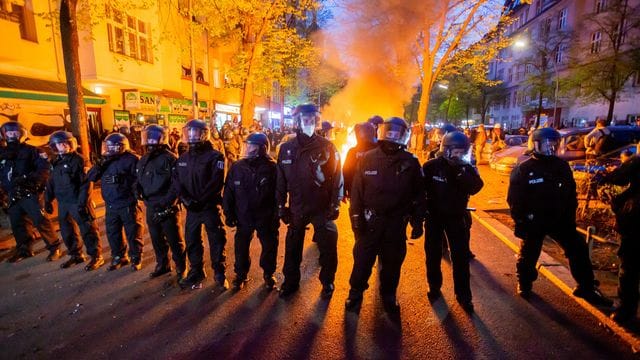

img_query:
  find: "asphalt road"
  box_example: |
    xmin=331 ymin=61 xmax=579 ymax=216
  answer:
xmin=0 ymin=165 xmax=637 ymax=359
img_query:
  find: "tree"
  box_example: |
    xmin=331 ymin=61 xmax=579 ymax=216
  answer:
xmin=568 ymin=0 xmax=640 ymax=124
xmin=192 ymin=0 xmax=318 ymax=126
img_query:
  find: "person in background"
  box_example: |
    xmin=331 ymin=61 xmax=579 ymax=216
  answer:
xmin=474 ymin=124 xmax=487 ymax=163
xmin=343 ymin=122 xmax=377 ymax=201
xmin=584 ymin=118 xmax=611 ymax=158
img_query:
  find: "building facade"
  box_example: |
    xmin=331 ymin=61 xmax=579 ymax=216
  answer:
xmin=488 ymin=0 xmax=640 ymax=130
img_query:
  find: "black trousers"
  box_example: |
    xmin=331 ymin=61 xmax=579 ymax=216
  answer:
xmin=145 ymin=207 xmax=186 ymax=272
xmin=233 ymin=221 xmax=279 ymax=279
xmin=184 ymin=206 xmax=226 ymax=281
xmin=617 ymin=221 xmax=640 ymax=313
xmin=58 ymin=202 xmax=102 ymax=257
xmin=348 ymin=216 xmax=407 ymax=301
xmin=8 ymin=195 xmax=60 ymax=253
xmin=425 ymin=214 xmax=472 ymax=302
xmin=282 ymin=214 xmax=338 ymax=288
xmin=105 ymin=203 xmax=144 ymax=259
xmin=516 ymin=223 xmax=595 ymax=289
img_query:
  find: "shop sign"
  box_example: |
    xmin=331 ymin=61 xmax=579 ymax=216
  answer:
xmin=215 ymin=103 xmax=240 ymax=114
xmin=168 ymin=114 xmax=188 ymax=123
xmin=124 ymin=91 xmax=139 ymax=110
xmin=139 ymin=93 xmax=158 ymax=112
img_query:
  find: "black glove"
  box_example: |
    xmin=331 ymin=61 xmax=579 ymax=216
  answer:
xmin=278 ymin=206 xmax=291 ymax=225
xmin=78 ymin=205 xmax=94 ymax=222
xmin=44 ymin=201 xmax=54 ymax=214
xmin=225 ymin=216 xmax=238 ymax=228
xmin=350 ymin=214 xmax=365 ymax=234
xmin=151 ymin=206 xmax=177 ymax=223
xmin=410 ymin=219 xmax=424 ymax=239
xmin=327 ymin=205 xmax=340 ymax=221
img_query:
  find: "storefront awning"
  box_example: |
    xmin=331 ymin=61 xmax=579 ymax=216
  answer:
xmin=0 ymin=73 xmax=106 ymax=105
xmin=148 ymin=89 xmax=184 ymax=99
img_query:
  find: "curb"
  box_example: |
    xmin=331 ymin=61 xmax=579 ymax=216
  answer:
xmin=471 ymin=208 xmax=640 ymax=353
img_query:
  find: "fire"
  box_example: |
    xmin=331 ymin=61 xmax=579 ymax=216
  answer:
xmin=339 ymin=126 xmax=357 ymax=168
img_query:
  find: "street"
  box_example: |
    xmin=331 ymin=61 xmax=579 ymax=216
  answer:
xmin=0 ymin=165 xmax=637 ymax=359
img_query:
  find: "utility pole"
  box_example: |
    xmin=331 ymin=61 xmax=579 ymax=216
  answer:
xmin=189 ymin=0 xmax=198 ymax=119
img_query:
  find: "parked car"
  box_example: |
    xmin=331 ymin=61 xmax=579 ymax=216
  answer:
xmin=570 ymin=143 xmax=638 ymax=178
xmin=489 ymin=126 xmax=640 ymax=175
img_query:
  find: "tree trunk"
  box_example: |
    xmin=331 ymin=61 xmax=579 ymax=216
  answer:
xmin=606 ymin=90 xmax=616 ymax=125
xmin=535 ymin=91 xmax=543 ymax=128
xmin=240 ymin=77 xmax=255 ymax=128
xmin=60 ymin=0 xmax=91 ymax=160
xmin=417 ymin=70 xmax=433 ymax=125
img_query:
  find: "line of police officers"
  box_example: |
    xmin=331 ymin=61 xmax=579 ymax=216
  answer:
xmin=0 ymin=107 xmax=622 ymax=318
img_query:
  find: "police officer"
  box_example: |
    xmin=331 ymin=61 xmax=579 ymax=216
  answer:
xmin=426 ymin=124 xmax=457 ymax=160
xmin=45 ymin=131 xmax=104 ymax=270
xmin=223 ymin=132 xmax=279 ymax=290
xmin=343 ymin=122 xmax=377 ymax=200
xmin=508 ymin=128 xmax=612 ymax=306
xmin=345 ymin=117 xmax=424 ymax=314
xmin=422 ymin=131 xmax=483 ymax=313
xmin=173 ymin=119 xmax=228 ymax=290
xmin=598 ymin=151 xmax=640 ymax=323
xmin=88 ymin=133 xmax=144 ymax=271
xmin=276 ymin=103 xmax=343 ymax=298
xmin=319 ymin=121 xmax=334 ymax=140
xmin=0 ymin=121 xmax=61 ymax=262
xmin=136 ymin=125 xmax=187 ymax=281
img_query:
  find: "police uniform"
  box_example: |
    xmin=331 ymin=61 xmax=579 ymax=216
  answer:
xmin=422 ymin=156 xmax=483 ymax=306
xmin=0 ymin=142 xmax=61 ymax=258
xmin=342 ymin=142 xmax=376 ymax=199
xmin=348 ymin=146 xmax=424 ymax=308
xmin=173 ymin=141 xmax=227 ymax=286
xmin=508 ymin=155 xmax=597 ymax=293
xmin=136 ymin=146 xmax=186 ymax=277
xmin=600 ymin=155 xmax=640 ymax=321
xmin=276 ymin=133 xmax=343 ymax=295
xmin=88 ymin=151 xmax=144 ymax=264
xmin=223 ymin=155 xmax=278 ymax=286
xmin=46 ymin=152 xmax=101 ymax=261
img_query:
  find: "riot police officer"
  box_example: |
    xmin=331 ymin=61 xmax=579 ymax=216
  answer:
xmin=136 ymin=125 xmax=186 ymax=281
xmin=599 ymin=152 xmax=640 ymax=323
xmin=0 ymin=121 xmax=61 ymax=262
xmin=223 ymin=132 xmax=278 ymax=290
xmin=343 ymin=122 xmax=377 ymax=200
xmin=508 ymin=128 xmax=612 ymax=306
xmin=345 ymin=117 xmax=424 ymax=314
xmin=426 ymin=124 xmax=457 ymax=160
xmin=45 ymin=131 xmax=104 ymax=270
xmin=173 ymin=119 xmax=228 ymax=290
xmin=422 ymin=131 xmax=483 ymax=313
xmin=276 ymin=103 xmax=343 ymax=298
xmin=88 ymin=133 xmax=144 ymax=271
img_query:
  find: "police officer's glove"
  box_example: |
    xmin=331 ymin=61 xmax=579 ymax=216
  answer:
xmin=44 ymin=201 xmax=54 ymax=214
xmin=327 ymin=205 xmax=340 ymax=221
xmin=225 ymin=217 xmax=238 ymax=228
xmin=278 ymin=206 xmax=291 ymax=225
xmin=151 ymin=207 xmax=172 ymax=223
xmin=410 ymin=218 xmax=424 ymax=239
xmin=350 ymin=214 xmax=365 ymax=234
xmin=78 ymin=205 xmax=94 ymax=222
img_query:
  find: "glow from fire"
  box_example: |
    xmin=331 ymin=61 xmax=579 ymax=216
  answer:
xmin=340 ymin=126 xmax=357 ymax=168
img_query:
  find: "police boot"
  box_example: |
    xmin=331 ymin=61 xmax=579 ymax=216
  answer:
xmin=179 ymin=270 xmax=206 ymax=290
xmin=107 ymin=256 xmax=130 ymax=271
xmin=382 ymin=298 xmax=401 ymax=315
xmin=8 ymin=250 xmax=34 ymax=263
xmin=232 ymin=277 xmax=249 ymax=291
xmin=345 ymin=291 xmax=363 ymax=313
xmin=321 ymin=283 xmax=335 ymax=299
xmin=46 ymin=248 xmax=62 ymax=261
xmin=215 ymin=276 xmax=230 ymax=291
xmin=456 ymin=297 xmax=474 ymax=314
xmin=85 ymin=256 xmax=105 ymax=271
xmin=61 ymin=254 xmax=86 ymax=269
xmin=610 ymin=306 xmax=637 ymax=325
xmin=149 ymin=264 xmax=171 ymax=278
xmin=263 ymin=275 xmax=276 ymax=291
xmin=278 ymin=283 xmax=300 ymax=298
xmin=517 ymin=282 xmax=532 ymax=298
xmin=573 ymin=286 xmax=613 ymax=307
xmin=131 ymin=257 xmax=143 ymax=271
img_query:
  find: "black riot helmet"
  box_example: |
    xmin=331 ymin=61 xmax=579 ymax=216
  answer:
xmin=0 ymin=121 xmax=28 ymax=144
xmin=354 ymin=122 xmax=377 ymax=145
xmin=293 ymin=103 xmax=320 ymax=136
xmin=440 ymin=131 xmax=471 ymax=165
xmin=378 ymin=117 xmax=411 ymax=146
xmin=368 ymin=115 xmax=384 ymax=129
xmin=530 ymin=127 xmax=561 ymax=157
xmin=142 ymin=124 xmax=167 ymax=153
xmin=242 ymin=132 xmax=269 ymax=158
xmin=48 ymin=131 xmax=78 ymax=155
xmin=101 ymin=132 xmax=130 ymax=157
xmin=182 ymin=119 xmax=210 ymax=144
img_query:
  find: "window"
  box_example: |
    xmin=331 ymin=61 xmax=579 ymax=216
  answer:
xmin=512 ymin=91 xmax=518 ymax=108
xmin=555 ymin=43 xmax=566 ymax=63
xmin=540 ymin=18 xmax=552 ymax=38
xmin=595 ymin=0 xmax=607 ymax=13
xmin=106 ymin=5 xmax=152 ymax=62
xmin=536 ymin=0 xmax=543 ymax=15
xmin=498 ymin=69 xmax=504 ymax=81
xmin=2 ymin=1 xmax=38 ymax=42
xmin=591 ymin=31 xmax=602 ymax=53
xmin=557 ymin=8 xmax=567 ymax=30
xmin=525 ymin=64 xmax=533 ymax=75
xmin=634 ymin=72 xmax=640 ymax=87
xmin=523 ymin=7 xmax=529 ymax=23
xmin=614 ymin=21 xmax=626 ymax=46
xmin=508 ymin=67 xmax=513 ymax=82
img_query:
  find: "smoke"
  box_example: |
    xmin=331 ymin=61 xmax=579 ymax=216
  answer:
xmin=318 ymin=0 xmax=438 ymax=126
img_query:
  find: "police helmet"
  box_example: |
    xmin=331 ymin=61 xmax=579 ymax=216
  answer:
xmin=378 ymin=117 xmax=410 ymax=146
xmin=0 ymin=121 xmax=27 ymax=144
xmin=368 ymin=115 xmax=384 ymax=128
xmin=440 ymin=131 xmax=471 ymax=162
xmin=354 ymin=122 xmax=376 ymax=145
xmin=141 ymin=124 xmax=167 ymax=146
xmin=48 ymin=131 xmax=78 ymax=155
xmin=321 ymin=121 xmax=333 ymax=132
xmin=530 ymin=127 xmax=561 ymax=156
xmin=182 ymin=119 xmax=210 ymax=144
xmin=242 ymin=132 xmax=269 ymax=158
xmin=293 ymin=104 xmax=320 ymax=129
xmin=101 ymin=132 xmax=130 ymax=156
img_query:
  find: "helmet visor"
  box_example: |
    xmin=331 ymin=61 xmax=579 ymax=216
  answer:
xmin=535 ymin=138 xmax=559 ymax=156
xmin=182 ymin=127 xmax=209 ymax=144
xmin=101 ymin=141 xmax=124 ymax=156
xmin=241 ymin=143 xmax=261 ymax=158
xmin=378 ymin=124 xmax=411 ymax=145
xmin=141 ymin=129 xmax=166 ymax=145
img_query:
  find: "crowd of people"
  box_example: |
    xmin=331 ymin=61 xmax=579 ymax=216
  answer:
xmin=0 ymin=104 xmax=637 ymax=324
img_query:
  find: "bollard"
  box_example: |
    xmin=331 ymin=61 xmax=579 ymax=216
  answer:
xmin=586 ymin=225 xmax=596 ymax=261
